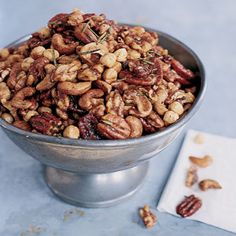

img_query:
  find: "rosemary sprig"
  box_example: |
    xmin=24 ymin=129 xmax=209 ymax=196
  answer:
xmin=97 ymin=26 xmax=112 ymax=43
xmin=77 ymin=48 xmax=100 ymax=55
xmin=82 ymin=20 xmax=91 ymax=33
xmin=139 ymin=58 xmax=154 ymax=65
xmin=102 ymin=120 xmax=113 ymax=126
xmin=52 ymin=48 xmax=57 ymax=66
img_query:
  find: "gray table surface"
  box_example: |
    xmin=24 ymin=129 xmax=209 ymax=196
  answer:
xmin=0 ymin=0 xmax=236 ymax=235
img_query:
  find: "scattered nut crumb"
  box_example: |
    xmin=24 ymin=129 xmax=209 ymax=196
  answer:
xmin=199 ymin=179 xmax=222 ymax=191
xmin=20 ymin=225 xmax=45 ymax=236
xmin=193 ymin=133 xmax=205 ymax=144
xmin=189 ymin=155 xmax=213 ymax=168
xmin=63 ymin=208 xmax=85 ymax=221
xmin=185 ymin=166 xmax=198 ymax=187
xmin=139 ymin=204 xmax=157 ymax=229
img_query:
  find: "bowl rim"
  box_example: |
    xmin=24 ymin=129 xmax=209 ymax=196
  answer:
xmin=0 ymin=28 xmax=206 ymax=147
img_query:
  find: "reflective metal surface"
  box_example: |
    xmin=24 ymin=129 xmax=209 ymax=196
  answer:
xmin=0 ymin=29 xmax=206 ymax=207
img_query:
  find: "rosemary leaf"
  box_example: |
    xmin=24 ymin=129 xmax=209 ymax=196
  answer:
xmin=82 ymin=20 xmax=91 ymax=33
xmin=78 ymin=48 xmax=100 ymax=55
xmin=52 ymin=48 xmax=57 ymax=66
xmin=102 ymin=120 xmax=113 ymax=126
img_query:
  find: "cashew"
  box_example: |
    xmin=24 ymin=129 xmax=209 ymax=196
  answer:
xmin=57 ymin=81 xmax=91 ymax=95
xmin=23 ymin=110 xmax=39 ymax=122
xmin=77 ymin=67 xmax=100 ymax=81
xmin=38 ymin=106 xmax=52 ymax=114
xmin=51 ymin=33 xmax=78 ymax=55
xmin=79 ymin=89 xmax=104 ymax=110
xmin=199 ymin=179 xmax=222 ymax=191
xmin=94 ymin=80 xmax=112 ymax=94
xmin=11 ymin=87 xmax=36 ymax=109
xmin=53 ymin=63 xmax=79 ymax=82
xmin=189 ymin=155 xmax=213 ymax=168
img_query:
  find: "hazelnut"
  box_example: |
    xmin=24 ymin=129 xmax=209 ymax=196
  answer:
xmin=169 ymin=101 xmax=184 ymax=115
xmin=30 ymin=46 xmax=46 ymax=59
xmin=100 ymin=53 xmax=116 ymax=68
xmin=43 ymin=49 xmax=60 ymax=62
xmin=103 ymin=68 xmax=117 ymax=84
xmin=63 ymin=125 xmax=80 ymax=139
xmin=114 ymin=48 xmax=127 ymax=62
xmin=163 ymin=111 xmax=179 ymax=124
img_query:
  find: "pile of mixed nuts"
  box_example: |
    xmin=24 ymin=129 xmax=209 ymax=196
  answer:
xmin=0 ymin=9 xmax=198 ymax=140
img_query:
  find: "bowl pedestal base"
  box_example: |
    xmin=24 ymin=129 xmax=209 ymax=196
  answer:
xmin=44 ymin=162 xmax=149 ymax=208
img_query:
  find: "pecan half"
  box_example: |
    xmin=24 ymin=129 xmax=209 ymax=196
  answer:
xmin=176 ymin=195 xmax=202 ymax=218
xmin=97 ymin=114 xmax=130 ymax=139
xmin=171 ymin=59 xmax=194 ymax=79
xmin=30 ymin=112 xmax=63 ymax=135
xmin=78 ymin=113 xmax=101 ymax=140
xmin=106 ymin=90 xmax=124 ymax=117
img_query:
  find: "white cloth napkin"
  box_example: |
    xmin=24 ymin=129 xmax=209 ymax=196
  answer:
xmin=157 ymin=130 xmax=236 ymax=233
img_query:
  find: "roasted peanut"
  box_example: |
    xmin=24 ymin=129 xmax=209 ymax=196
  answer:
xmin=199 ymin=179 xmax=222 ymax=191
xmin=189 ymin=155 xmax=213 ymax=168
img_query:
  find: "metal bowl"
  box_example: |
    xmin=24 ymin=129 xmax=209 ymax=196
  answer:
xmin=0 ymin=28 xmax=206 ymax=207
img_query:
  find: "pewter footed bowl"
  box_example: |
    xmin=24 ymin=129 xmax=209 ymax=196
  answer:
xmin=0 ymin=28 xmax=206 ymax=208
